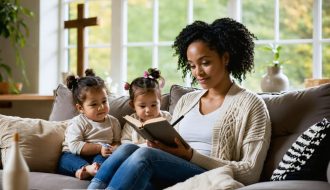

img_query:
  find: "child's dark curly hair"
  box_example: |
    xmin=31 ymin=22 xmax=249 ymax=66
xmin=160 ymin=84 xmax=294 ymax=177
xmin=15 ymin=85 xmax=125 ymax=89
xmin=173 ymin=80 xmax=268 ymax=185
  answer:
xmin=66 ymin=69 xmax=108 ymax=105
xmin=126 ymin=68 xmax=164 ymax=101
xmin=172 ymin=17 xmax=257 ymax=84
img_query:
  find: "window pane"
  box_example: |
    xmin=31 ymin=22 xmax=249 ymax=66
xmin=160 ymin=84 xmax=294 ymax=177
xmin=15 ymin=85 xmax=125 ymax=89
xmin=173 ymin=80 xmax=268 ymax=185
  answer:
xmin=242 ymin=0 xmax=274 ymax=40
xmin=323 ymin=44 xmax=330 ymax=78
xmin=282 ymin=44 xmax=312 ymax=90
xmin=323 ymin=0 xmax=330 ymax=38
xmin=68 ymin=48 xmax=77 ymax=75
xmin=87 ymin=48 xmax=111 ymax=80
xmin=242 ymin=44 xmax=273 ymax=92
xmin=243 ymin=44 xmax=312 ymax=92
xmin=88 ymin=0 xmax=112 ymax=44
xmin=127 ymin=0 xmax=153 ymax=42
xmin=279 ymin=0 xmax=313 ymax=39
xmin=193 ymin=0 xmax=228 ymax=23
xmin=127 ymin=47 xmax=152 ymax=83
xmin=159 ymin=0 xmax=187 ymax=41
xmin=159 ymin=47 xmax=185 ymax=93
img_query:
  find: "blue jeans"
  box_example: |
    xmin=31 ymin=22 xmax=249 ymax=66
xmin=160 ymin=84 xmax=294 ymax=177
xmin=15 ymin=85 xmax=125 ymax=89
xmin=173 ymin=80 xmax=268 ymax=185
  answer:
xmin=57 ymin=152 xmax=106 ymax=177
xmin=88 ymin=143 xmax=206 ymax=190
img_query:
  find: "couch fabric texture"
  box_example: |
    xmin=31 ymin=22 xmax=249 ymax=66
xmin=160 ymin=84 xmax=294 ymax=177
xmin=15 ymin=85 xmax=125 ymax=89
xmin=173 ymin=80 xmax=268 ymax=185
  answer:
xmin=0 ymin=83 xmax=330 ymax=190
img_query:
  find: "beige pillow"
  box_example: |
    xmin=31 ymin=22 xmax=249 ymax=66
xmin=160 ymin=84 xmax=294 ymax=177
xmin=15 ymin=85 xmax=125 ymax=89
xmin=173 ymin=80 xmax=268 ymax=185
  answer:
xmin=0 ymin=114 xmax=68 ymax=173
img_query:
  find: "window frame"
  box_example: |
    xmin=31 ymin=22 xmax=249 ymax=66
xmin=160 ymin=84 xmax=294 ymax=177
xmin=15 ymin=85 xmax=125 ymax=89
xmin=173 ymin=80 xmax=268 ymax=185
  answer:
xmin=61 ymin=0 xmax=329 ymax=95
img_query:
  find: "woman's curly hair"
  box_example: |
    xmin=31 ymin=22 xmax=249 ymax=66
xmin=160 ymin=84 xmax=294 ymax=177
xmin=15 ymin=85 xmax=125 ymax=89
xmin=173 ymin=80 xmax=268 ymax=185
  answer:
xmin=172 ymin=17 xmax=257 ymax=84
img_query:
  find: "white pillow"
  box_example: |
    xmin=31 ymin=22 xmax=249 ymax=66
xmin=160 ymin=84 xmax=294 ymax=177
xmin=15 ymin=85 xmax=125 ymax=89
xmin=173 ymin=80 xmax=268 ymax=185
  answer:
xmin=0 ymin=114 xmax=68 ymax=173
xmin=165 ymin=165 xmax=244 ymax=190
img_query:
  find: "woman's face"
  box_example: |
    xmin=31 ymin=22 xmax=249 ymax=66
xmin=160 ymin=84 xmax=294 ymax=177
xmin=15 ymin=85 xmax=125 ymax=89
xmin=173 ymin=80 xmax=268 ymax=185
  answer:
xmin=186 ymin=41 xmax=230 ymax=89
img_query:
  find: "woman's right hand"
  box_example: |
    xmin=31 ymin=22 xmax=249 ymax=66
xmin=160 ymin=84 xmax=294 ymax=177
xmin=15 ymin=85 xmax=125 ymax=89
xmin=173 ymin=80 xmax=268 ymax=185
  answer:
xmin=147 ymin=138 xmax=193 ymax=160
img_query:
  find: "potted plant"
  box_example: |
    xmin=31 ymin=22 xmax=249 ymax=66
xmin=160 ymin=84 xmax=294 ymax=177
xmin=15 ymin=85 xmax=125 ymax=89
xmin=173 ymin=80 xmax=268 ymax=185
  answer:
xmin=260 ymin=43 xmax=289 ymax=92
xmin=0 ymin=0 xmax=34 ymax=94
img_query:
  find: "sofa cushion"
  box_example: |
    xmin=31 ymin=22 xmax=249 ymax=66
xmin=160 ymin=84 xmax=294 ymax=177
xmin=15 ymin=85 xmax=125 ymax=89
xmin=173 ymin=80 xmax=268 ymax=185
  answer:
xmin=270 ymin=118 xmax=330 ymax=181
xmin=0 ymin=171 xmax=90 ymax=190
xmin=237 ymin=180 xmax=330 ymax=190
xmin=260 ymin=83 xmax=330 ymax=181
xmin=0 ymin=114 xmax=67 ymax=173
xmin=168 ymin=85 xmax=199 ymax=114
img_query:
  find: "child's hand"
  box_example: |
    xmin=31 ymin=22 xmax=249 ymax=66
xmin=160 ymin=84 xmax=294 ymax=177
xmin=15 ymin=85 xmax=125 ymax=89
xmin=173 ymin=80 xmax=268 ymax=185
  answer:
xmin=99 ymin=143 xmax=112 ymax=157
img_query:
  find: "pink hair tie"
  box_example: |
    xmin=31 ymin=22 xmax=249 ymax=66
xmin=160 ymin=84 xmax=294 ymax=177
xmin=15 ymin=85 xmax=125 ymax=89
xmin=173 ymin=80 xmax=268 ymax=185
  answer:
xmin=124 ymin=82 xmax=130 ymax=90
xmin=143 ymin=71 xmax=154 ymax=79
xmin=158 ymin=76 xmax=165 ymax=89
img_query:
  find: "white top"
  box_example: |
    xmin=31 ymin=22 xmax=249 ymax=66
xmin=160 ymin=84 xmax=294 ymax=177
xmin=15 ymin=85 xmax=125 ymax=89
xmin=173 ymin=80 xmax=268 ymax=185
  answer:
xmin=62 ymin=114 xmax=121 ymax=154
xmin=171 ymin=83 xmax=271 ymax=185
xmin=179 ymin=103 xmax=222 ymax=156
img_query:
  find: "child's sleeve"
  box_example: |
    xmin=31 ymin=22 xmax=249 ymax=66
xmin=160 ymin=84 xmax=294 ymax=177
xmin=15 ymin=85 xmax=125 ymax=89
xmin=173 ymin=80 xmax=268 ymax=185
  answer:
xmin=66 ymin=118 xmax=86 ymax=155
xmin=161 ymin=110 xmax=172 ymax=122
xmin=111 ymin=117 xmax=121 ymax=143
xmin=121 ymin=122 xmax=134 ymax=144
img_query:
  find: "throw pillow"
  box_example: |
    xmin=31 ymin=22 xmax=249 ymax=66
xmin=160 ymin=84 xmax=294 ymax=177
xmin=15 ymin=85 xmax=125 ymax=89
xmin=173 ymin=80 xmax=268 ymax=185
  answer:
xmin=0 ymin=114 xmax=68 ymax=173
xmin=271 ymin=118 xmax=330 ymax=181
xmin=49 ymin=83 xmax=78 ymax=121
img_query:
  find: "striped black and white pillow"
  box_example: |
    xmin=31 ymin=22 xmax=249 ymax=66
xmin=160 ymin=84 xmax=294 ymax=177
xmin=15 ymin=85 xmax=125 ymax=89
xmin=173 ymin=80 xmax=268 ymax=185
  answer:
xmin=271 ymin=118 xmax=330 ymax=181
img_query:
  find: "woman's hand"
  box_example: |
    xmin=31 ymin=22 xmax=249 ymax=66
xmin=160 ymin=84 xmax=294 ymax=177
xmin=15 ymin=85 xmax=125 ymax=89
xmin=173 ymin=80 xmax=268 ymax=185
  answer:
xmin=147 ymin=138 xmax=193 ymax=161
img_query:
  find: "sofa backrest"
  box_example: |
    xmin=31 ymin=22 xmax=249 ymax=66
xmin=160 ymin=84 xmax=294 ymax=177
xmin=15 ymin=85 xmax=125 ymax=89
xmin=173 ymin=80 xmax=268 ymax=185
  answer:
xmin=259 ymin=83 xmax=330 ymax=181
xmin=49 ymin=84 xmax=171 ymax=127
xmin=4 ymin=83 xmax=329 ymax=179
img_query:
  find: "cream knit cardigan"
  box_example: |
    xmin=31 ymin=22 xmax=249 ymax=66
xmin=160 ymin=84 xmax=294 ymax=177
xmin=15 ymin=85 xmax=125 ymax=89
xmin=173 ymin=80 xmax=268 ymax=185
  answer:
xmin=172 ymin=83 xmax=271 ymax=185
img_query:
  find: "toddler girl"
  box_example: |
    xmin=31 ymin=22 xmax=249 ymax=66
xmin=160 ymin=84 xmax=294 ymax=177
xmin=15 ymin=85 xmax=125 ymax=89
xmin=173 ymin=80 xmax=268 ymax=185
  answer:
xmin=121 ymin=68 xmax=171 ymax=145
xmin=57 ymin=69 xmax=121 ymax=180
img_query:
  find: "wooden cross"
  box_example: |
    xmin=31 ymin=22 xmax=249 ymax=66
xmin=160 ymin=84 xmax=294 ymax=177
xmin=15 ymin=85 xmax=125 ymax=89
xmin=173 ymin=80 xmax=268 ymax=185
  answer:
xmin=64 ymin=4 xmax=99 ymax=77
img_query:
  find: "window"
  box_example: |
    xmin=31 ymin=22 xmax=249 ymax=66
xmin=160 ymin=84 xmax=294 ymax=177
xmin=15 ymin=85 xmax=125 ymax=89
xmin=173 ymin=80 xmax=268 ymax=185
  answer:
xmin=62 ymin=0 xmax=330 ymax=94
xmin=242 ymin=0 xmax=329 ymax=91
xmin=62 ymin=0 xmax=112 ymax=86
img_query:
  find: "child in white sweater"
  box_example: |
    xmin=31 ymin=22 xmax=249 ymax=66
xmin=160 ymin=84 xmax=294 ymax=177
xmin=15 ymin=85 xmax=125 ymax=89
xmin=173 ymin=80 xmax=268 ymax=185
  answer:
xmin=121 ymin=68 xmax=171 ymax=145
xmin=57 ymin=69 xmax=121 ymax=180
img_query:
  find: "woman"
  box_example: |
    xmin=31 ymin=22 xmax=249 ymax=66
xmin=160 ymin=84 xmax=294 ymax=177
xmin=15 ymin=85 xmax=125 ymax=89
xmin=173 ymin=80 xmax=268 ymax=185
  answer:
xmin=88 ymin=17 xmax=271 ymax=190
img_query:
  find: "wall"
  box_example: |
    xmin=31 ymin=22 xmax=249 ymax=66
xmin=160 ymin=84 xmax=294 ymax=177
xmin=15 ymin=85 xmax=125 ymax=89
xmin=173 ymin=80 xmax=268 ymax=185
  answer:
xmin=0 ymin=0 xmax=60 ymax=119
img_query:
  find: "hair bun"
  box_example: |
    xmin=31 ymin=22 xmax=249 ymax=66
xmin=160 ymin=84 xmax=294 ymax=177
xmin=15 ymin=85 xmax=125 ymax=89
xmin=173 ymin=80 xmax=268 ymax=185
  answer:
xmin=146 ymin=68 xmax=161 ymax=80
xmin=85 ymin=69 xmax=95 ymax=77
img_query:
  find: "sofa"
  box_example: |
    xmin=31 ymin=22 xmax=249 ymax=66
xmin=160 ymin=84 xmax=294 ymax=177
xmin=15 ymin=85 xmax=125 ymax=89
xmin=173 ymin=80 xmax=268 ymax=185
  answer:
xmin=0 ymin=83 xmax=330 ymax=190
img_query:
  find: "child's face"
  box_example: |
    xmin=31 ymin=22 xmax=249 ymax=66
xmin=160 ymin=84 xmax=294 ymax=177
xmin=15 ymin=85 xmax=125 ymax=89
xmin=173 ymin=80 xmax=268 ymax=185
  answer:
xmin=76 ymin=88 xmax=109 ymax=122
xmin=133 ymin=91 xmax=161 ymax=122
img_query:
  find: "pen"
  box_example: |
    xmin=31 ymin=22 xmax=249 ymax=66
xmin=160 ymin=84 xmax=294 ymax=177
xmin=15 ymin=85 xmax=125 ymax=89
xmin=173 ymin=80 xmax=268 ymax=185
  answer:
xmin=171 ymin=115 xmax=184 ymax=127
